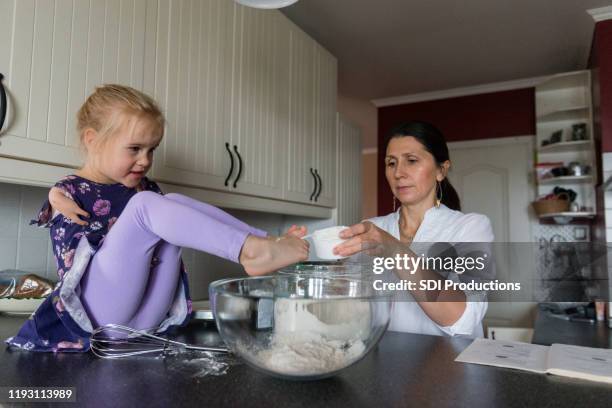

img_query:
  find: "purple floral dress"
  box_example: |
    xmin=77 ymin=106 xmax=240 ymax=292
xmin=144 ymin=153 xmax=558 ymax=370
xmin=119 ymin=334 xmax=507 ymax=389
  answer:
xmin=5 ymin=175 xmax=192 ymax=352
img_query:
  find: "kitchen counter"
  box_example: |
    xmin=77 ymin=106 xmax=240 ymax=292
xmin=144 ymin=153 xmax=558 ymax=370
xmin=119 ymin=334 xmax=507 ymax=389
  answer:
xmin=1 ymin=314 xmax=612 ymax=407
xmin=532 ymin=309 xmax=612 ymax=348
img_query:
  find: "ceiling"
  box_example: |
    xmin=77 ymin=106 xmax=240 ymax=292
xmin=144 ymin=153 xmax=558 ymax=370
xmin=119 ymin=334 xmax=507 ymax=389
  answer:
xmin=281 ymin=0 xmax=611 ymax=101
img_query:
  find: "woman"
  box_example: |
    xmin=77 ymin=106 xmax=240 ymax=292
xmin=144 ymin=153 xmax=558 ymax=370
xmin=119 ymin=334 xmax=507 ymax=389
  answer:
xmin=334 ymin=121 xmax=493 ymax=337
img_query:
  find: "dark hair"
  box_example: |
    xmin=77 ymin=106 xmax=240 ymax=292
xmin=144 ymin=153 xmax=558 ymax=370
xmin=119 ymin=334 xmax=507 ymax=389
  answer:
xmin=386 ymin=121 xmax=461 ymax=211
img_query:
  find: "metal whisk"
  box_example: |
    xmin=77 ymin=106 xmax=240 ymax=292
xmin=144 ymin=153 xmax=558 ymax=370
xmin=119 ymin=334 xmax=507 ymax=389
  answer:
xmin=90 ymin=324 xmax=228 ymax=359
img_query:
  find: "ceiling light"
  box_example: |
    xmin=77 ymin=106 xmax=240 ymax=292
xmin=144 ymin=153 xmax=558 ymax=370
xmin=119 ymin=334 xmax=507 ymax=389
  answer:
xmin=235 ymin=0 xmax=299 ymax=9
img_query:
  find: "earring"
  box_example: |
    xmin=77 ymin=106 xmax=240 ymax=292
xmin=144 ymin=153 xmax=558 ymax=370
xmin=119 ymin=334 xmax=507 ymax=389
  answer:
xmin=393 ymin=196 xmax=397 ymax=211
xmin=435 ymin=180 xmax=443 ymax=208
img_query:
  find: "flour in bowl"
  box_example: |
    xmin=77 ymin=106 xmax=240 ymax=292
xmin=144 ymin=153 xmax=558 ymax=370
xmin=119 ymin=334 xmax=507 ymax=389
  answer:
xmin=250 ymin=298 xmax=371 ymax=376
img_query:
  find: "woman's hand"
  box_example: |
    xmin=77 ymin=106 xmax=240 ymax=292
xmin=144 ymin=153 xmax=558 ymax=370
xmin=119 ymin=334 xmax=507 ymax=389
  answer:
xmin=48 ymin=187 xmax=90 ymax=226
xmin=334 ymin=221 xmax=401 ymax=257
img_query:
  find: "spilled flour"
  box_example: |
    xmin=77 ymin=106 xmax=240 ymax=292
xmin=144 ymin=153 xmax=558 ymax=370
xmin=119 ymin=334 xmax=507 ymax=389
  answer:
xmin=249 ymin=298 xmax=371 ymax=376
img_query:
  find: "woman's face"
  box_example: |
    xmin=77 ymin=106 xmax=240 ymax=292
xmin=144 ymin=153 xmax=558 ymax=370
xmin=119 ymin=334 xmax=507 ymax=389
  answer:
xmin=384 ymin=136 xmax=446 ymax=207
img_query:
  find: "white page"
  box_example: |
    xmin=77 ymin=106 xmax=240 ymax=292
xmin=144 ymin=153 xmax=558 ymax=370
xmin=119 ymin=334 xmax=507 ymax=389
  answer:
xmin=455 ymin=338 xmax=549 ymax=374
xmin=547 ymin=344 xmax=612 ymax=384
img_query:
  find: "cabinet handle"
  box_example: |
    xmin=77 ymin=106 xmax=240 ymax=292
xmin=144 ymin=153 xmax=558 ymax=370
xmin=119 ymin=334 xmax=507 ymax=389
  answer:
xmin=314 ymin=169 xmax=322 ymax=201
xmin=224 ymin=142 xmax=234 ymax=187
xmin=309 ymin=168 xmax=318 ymax=201
xmin=0 ymin=73 xmax=7 ymax=134
xmin=233 ymin=145 xmax=243 ymax=188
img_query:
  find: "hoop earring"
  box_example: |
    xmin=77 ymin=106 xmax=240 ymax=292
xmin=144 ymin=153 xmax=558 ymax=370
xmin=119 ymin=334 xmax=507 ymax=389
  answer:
xmin=435 ymin=180 xmax=443 ymax=208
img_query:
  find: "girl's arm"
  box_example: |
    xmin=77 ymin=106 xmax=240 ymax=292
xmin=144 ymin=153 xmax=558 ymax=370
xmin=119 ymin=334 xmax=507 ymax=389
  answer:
xmin=48 ymin=187 xmax=90 ymax=226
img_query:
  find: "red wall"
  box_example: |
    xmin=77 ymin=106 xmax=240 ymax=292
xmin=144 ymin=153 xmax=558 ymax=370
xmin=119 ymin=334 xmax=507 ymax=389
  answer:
xmin=377 ymin=88 xmax=536 ymax=215
xmin=591 ymin=20 xmax=612 ymax=153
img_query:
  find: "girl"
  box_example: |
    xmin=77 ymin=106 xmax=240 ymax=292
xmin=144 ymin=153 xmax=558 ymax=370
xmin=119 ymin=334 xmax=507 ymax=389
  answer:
xmin=6 ymin=84 xmax=309 ymax=352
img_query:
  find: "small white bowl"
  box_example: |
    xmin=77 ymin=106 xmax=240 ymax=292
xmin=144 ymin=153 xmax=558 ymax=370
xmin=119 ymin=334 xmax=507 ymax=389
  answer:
xmin=309 ymin=226 xmax=348 ymax=260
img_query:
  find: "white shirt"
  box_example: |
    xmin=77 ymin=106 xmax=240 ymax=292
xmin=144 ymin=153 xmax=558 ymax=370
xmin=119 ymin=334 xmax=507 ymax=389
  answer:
xmin=368 ymin=204 xmax=494 ymax=338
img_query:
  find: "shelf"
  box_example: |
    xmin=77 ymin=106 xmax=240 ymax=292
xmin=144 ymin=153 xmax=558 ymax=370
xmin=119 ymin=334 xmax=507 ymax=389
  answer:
xmin=536 ymin=106 xmax=589 ymax=122
xmin=537 ymin=175 xmax=593 ymax=185
xmin=538 ymin=211 xmax=597 ymax=219
xmin=537 ymin=140 xmax=591 ymax=153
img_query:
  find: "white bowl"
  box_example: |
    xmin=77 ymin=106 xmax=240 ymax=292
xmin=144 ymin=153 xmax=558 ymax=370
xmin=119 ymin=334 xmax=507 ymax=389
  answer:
xmin=310 ymin=226 xmax=348 ymax=260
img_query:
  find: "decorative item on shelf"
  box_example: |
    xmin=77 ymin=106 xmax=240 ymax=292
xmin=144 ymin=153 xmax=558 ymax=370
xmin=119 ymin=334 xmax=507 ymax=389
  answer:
xmin=532 ymin=192 xmax=570 ymax=216
xmin=552 ymin=187 xmax=577 ymax=202
xmin=571 ymin=123 xmax=587 ymax=141
xmin=536 ymin=162 xmax=564 ymax=181
xmin=549 ymin=129 xmax=563 ymax=144
xmin=567 ymin=161 xmax=591 ymax=176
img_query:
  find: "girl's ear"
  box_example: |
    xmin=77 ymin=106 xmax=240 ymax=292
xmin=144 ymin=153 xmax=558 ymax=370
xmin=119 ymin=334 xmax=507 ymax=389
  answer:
xmin=437 ymin=160 xmax=451 ymax=182
xmin=82 ymin=128 xmax=98 ymax=151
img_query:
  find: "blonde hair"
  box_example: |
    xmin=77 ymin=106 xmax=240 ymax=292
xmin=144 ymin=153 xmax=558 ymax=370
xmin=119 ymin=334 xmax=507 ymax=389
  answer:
xmin=77 ymin=84 xmax=165 ymax=153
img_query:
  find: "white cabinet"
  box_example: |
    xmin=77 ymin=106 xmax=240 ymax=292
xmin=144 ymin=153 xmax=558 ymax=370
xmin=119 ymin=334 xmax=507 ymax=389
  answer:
xmin=152 ymin=1 xmax=287 ymax=200
xmin=336 ymin=114 xmax=362 ymax=226
xmin=0 ymin=0 xmax=341 ymax=213
xmin=284 ymin=22 xmax=338 ymax=208
xmin=285 ymin=23 xmax=317 ymax=204
xmin=313 ymin=45 xmax=338 ymax=207
xmin=0 ymin=0 xmax=154 ymax=167
xmin=150 ymin=0 xmax=235 ymax=192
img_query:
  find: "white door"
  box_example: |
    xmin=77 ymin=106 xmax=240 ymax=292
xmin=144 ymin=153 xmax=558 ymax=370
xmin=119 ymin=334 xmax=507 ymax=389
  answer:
xmin=448 ymin=136 xmax=537 ymax=328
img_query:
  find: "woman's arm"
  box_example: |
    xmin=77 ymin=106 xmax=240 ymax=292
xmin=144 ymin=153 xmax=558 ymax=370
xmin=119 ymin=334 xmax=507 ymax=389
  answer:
xmin=335 ymin=221 xmax=467 ymax=327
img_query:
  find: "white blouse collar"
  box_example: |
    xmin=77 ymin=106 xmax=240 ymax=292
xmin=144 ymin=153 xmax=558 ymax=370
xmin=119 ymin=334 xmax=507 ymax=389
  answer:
xmin=392 ymin=204 xmax=452 ymax=242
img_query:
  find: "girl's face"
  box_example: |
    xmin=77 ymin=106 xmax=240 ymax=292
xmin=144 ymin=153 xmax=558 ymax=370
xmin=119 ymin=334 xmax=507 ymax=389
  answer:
xmin=384 ymin=136 xmax=447 ymax=207
xmin=88 ymin=114 xmax=162 ymax=188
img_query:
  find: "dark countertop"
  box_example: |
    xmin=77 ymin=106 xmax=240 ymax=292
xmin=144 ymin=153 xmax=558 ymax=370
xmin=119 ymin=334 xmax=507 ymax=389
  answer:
xmin=1 ymin=314 xmax=612 ymax=408
xmin=532 ymin=309 xmax=612 ymax=348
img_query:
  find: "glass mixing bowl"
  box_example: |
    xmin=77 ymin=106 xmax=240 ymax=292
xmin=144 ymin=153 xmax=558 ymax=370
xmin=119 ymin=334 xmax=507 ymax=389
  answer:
xmin=209 ymin=275 xmax=391 ymax=380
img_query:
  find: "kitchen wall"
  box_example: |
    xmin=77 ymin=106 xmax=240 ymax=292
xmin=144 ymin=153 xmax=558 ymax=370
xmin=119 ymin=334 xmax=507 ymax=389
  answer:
xmin=337 ymin=94 xmax=378 ymax=219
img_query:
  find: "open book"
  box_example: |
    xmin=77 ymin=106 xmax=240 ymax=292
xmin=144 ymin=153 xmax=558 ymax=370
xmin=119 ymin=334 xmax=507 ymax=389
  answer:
xmin=455 ymin=338 xmax=612 ymax=384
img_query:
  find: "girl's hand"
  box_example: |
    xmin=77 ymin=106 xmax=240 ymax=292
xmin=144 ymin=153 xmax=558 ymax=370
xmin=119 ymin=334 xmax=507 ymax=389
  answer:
xmin=48 ymin=187 xmax=90 ymax=226
xmin=284 ymin=224 xmax=308 ymax=239
xmin=334 ymin=221 xmax=400 ymax=257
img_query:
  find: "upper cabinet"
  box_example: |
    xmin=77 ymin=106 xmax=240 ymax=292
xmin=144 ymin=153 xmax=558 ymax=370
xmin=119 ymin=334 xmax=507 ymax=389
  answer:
xmin=0 ymin=0 xmax=154 ymax=167
xmin=0 ymin=0 xmax=339 ymax=209
xmin=284 ymin=21 xmax=338 ymax=207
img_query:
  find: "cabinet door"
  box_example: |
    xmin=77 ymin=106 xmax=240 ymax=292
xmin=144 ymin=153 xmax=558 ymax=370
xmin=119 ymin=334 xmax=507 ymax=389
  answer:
xmin=229 ymin=8 xmax=288 ymax=199
xmin=336 ymin=114 xmax=362 ymax=226
xmin=284 ymin=23 xmax=317 ymax=204
xmin=313 ymin=45 xmax=338 ymax=207
xmin=0 ymin=0 xmax=152 ymax=168
xmin=151 ymin=0 xmax=235 ymax=190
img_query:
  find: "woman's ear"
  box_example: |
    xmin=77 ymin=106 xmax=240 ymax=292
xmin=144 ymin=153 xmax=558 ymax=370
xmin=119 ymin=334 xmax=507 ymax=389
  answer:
xmin=437 ymin=160 xmax=451 ymax=181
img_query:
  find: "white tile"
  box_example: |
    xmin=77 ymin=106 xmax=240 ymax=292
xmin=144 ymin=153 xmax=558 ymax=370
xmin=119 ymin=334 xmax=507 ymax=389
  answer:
xmin=606 ymin=211 xmax=612 ymax=228
xmin=0 ymin=183 xmax=20 ymax=239
xmin=0 ymin=238 xmax=17 ymax=270
xmin=605 ymin=191 xmax=612 ymax=208
xmin=19 ymin=186 xmax=50 ymax=238
xmin=603 ymin=153 xmax=612 ymax=172
xmin=45 ymin=240 xmax=58 ymax=280
xmin=607 ymin=228 xmax=612 ymax=243
xmin=16 ymin=238 xmax=49 ymax=273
